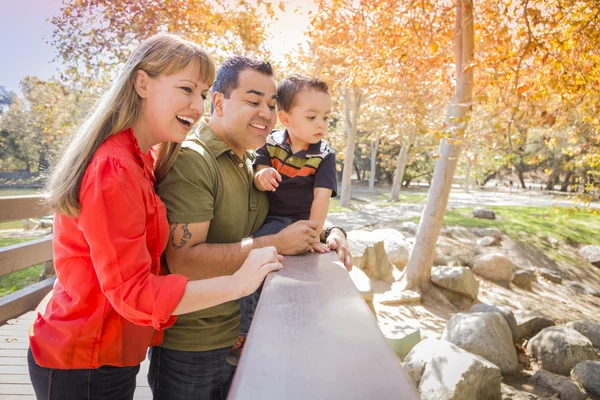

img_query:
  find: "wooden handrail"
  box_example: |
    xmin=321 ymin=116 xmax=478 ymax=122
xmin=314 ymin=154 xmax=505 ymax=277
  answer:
xmin=0 ymin=195 xmax=54 ymax=323
xmin=228 ymin=252 xmax=419 ymax=400
xmin=0 ymin=277 xmax=55 ymax=324
xmin=0 ymin=195 xmax=50 ymax=223
xmin=0 ymin=237 xmax=53 ymax=277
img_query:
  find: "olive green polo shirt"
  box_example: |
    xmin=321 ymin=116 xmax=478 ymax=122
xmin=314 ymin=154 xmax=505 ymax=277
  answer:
xmin=155 ymin=121 xmax=268 ymax=351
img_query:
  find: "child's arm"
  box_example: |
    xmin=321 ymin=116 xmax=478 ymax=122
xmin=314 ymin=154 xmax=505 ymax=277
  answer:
xmin=308 ymin=188 xmax=333 ymax=253
xmin=254 ymin=165 xmax=282 ymax=192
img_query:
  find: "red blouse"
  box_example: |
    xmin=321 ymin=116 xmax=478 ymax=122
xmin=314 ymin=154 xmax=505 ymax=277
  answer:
xmin=30 ymin=129 xmax=189 ymax=369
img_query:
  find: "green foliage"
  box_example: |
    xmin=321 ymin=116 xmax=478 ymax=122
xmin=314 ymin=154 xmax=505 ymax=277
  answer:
xmin=0 ymin=77 xmax=92 ymax=172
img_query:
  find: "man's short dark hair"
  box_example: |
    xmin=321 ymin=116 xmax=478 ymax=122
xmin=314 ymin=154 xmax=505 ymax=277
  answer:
xmin=211 ymin=56 xmax=273 ymax=113
xmin=277 ymin=74 xmax=329 ymax=112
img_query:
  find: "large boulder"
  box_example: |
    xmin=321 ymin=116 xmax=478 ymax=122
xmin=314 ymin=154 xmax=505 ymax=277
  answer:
xmin=473 ymin=208 xmax=496 ymax=220
xmin=530 ymin=370 xmax=587 ymax=400
xmin=474 ymin=227 xmax=503 ymax=239
xmin=514 ymin=310 xmax=555 ymax=339
xmin=564 ymin=281 xmax=600 ymax=297
xmin=571 ymin=361 xmax=600 ymax=398
xmin=431 ymin=266 xmax=479 ymax=300
xmin=512 ymin=270 xmax=533 ymax=290
xmin=347 ymin=229 xmax=410 ymax=273
xmin=538 ymin=268 xmax=562 ymax=284
xmin=469 ymin=304 xmax=519 ymax=341
xmin=578 ymin=245 xmax=600 ymax=268
xmin=470 ymin=253 xmax=514 ymax=285
xmin=526 ymin=326 xmax=600 ymax=376
xmin=477 ymin=236 xmax=500 ymax=247
xmin=404 ymin=339 xmax=502 ymax=400
xmin=398 ymin=221 xmax=418 ymax=236
xmin=566 ymin=320 xmax=600 ymax=348
xmin=442 ymin=312 xmax=518 ymax=374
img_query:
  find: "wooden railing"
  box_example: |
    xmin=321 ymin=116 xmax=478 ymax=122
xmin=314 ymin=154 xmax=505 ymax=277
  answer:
xmin=0 ymin=195 xmax=55 ymax=324
xmin=228 ymin=252 xmax=419 ymax=400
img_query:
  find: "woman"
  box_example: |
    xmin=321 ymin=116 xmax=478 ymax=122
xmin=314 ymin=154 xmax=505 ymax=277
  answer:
xmin=27 ymin=33 xmax=283 ymax=399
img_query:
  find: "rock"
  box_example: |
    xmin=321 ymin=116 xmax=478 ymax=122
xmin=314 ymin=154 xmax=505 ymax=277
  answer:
xmin=398 ymin=221 xmax=418 ymax=236
xmin=526 ymin=326 xmax=600 ymax=376
xmin=578 ymin=245 xmax=600 ymax=268
xmin=474 ymin=207 xmax=496 ymax=220
xmin=347 ymin=229 xmax=410 ymax=276
xmin=514 ymin=310 xmax=555 ymax=339
xmin=538 ymin=268 xmax=562 ymax=284
xmin=470 ymin=253 xmax=514 ymax=285
xmin=442 ymin=312 xmax=518 ymax=374
xmin=22 ymin=218 xmax=37 ymax=230
xmin=564 ymin=281 xmax=600 ymax=297
xmin=530 ymin=369 xmax=587 ymax=400
xmin=376 ymin=288 xmax=421 ymax=306
xmin=512 ymin=271 xmax=533 ymax=290
xmin=477 ymin=236 xmax=500 ymax=247
xmin=470 ymin=304 xmax=519 ymax=341
xmin=431 ymin=266 xmax=479 ymax=300
xmin=348 ymin=266 xmax=373 ymax=302
xmin=474 ymin=227 xmax=503 ymax=239
xmin=566 ymin=320 xmax=600 ymax=348
xmin=404 ymin=338 xmax=502 ymax=400
xmin=571 ymin=361 xmax=600 ymax=398
xmin=445 ymin=226 xmax=473 ymax=240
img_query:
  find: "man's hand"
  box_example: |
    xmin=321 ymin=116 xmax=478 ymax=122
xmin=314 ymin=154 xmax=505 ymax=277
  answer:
xmin=273 ymin=220 xmax=319 ymax=255
xmin=326 ymin=228 xmax=352 ymax=271
xmin=255 ymin=167 xmax=282 ymax=192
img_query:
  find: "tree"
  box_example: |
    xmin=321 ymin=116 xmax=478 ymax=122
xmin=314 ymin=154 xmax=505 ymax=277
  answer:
xmin=0 ymin=77 xmax=88 ymax=172
xmin=49 ymin=0 xmax=275 ymax=83
xmin=0 ymin=86 xmax=14 ymax=115
xmin=399 ymin=0 xmax=475 ymax=302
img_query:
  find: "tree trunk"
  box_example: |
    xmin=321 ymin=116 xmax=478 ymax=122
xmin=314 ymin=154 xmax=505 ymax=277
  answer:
xmin=340 ymin=87 xmax=362 ymax=207
xmin=390 ymin=132 xmax=416 ymax=201
xmin=482 ymin=170 xmax=497 ymax=186
xmin=353 ymin=160 xmax=362 ymax=181
xmin=560 ymin=170 xmax=573 ymax=192
xmin=369 ymin=134 xmax=380 ymax=192
xmin=402 ymin=0 xmax=474 ymax=293
xmin=546 ymin=158 xmax=560 ymax=191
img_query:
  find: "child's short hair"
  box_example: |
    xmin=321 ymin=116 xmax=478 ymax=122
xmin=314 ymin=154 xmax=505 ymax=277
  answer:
xmin=277 ymin=74 xmax=329 ymax=112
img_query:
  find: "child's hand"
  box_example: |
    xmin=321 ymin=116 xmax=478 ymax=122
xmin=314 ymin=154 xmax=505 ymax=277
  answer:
xmin=309 ymin=242 xmax=330 ymax=253
xmin=255 ymin=167 xmax=282 ymax=192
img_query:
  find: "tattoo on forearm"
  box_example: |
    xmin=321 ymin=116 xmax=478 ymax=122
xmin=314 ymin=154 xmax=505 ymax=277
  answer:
xmin=169 ymin=223 xmax=193 ymax=249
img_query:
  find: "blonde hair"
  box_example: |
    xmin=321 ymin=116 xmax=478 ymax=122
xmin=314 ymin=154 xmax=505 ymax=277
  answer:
xmin=46 ymin=33 xmax=215 ymax=217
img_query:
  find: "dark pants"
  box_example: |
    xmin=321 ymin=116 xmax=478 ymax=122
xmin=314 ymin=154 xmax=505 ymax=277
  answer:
xmin=27 ymin=348 xmax=139 ymax=400
xmin=239 ymin=216 xmax=293 ymax=335
xmin=148 ymin=346 xmax=235 ymax=400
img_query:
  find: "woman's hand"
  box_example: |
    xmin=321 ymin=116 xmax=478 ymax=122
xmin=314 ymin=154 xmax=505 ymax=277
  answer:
xmin=232 ymin=246 xmax=283 ymax=297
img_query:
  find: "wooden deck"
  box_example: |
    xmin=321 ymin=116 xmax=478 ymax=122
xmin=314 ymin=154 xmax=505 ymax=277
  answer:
xmin=0 ymin=311 xmax=152 ymax=399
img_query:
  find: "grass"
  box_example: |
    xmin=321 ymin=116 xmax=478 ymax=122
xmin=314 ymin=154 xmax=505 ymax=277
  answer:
xmin=411 ymin=205 xmax=600 ymax=266
xmin=0 ymin=220 xmax=24 ymax=230
xmin=0 ymin=236 xmax=44 ymax=298
xmin=374 ymin=192 xmax=428 ymax=205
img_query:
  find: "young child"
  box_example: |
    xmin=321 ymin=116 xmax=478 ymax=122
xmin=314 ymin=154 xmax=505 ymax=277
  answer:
xmin=226 ymin=74 xmax=337 ymax=365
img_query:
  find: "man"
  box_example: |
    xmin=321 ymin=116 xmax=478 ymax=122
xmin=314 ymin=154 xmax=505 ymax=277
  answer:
xmin=149 ymin=56 xmax=351 ymax=400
